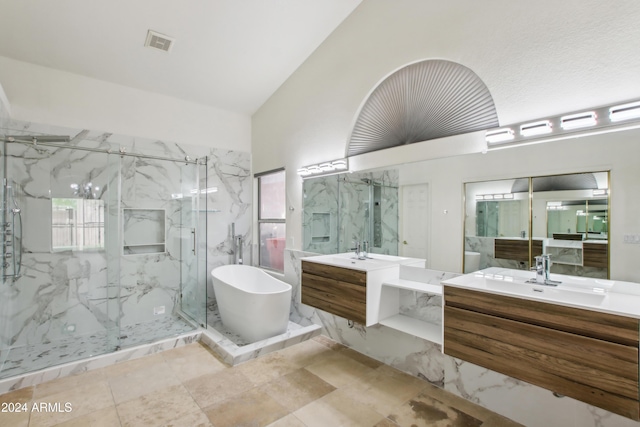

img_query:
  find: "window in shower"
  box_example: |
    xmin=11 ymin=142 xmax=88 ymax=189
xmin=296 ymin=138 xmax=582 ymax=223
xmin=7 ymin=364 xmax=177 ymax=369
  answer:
xmin=257 ymin=169 xmax=286 ymax=271
xmin=51 ymin=198 xmax=105 ymax=251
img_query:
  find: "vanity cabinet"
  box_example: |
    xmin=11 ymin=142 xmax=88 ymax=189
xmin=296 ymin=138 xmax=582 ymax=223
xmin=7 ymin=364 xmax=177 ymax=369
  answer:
xmin=583 ymin=241 xmax=608 ymax=268
xmin=494 ymin=239 xmax=542 ymax=262
xmin=443 ymin=287 xmax=640 ymax=420
xmin=301 ymin=260 xmax=367 ymax=324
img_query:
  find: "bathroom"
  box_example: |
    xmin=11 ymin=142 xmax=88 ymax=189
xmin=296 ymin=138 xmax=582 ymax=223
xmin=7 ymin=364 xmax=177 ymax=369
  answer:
xmin=2 ymin=1 xmax=640 ymax=426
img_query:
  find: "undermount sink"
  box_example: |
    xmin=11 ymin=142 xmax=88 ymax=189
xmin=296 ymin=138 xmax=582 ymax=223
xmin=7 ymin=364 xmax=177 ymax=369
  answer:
xmin=484 ymin=278 xmax=607 ymax=305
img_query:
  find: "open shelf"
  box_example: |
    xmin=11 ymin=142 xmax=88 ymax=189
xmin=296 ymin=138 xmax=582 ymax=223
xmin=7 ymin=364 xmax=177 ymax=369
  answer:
xmin=379 ymin=314 xmax=442 ymax=345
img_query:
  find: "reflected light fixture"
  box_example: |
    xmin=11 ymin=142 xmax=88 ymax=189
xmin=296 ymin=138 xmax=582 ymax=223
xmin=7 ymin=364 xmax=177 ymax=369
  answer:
xmin=475 ymin=193 xmax=514 ymax=200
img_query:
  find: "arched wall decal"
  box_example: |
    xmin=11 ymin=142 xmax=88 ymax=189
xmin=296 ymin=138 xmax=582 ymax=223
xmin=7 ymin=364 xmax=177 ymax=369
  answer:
xmin=347 ymin=60 xmax=499 ymax=157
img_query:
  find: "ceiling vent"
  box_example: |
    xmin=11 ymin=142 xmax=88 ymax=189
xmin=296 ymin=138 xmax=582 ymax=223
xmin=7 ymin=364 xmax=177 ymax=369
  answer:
xmin=144 ymin=30 xmax=174 ymax=53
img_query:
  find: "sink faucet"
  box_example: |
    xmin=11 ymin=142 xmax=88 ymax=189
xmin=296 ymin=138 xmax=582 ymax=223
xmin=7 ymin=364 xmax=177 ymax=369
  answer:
xmin=533 ymin=255 xmax=561 ymax=286
xmin=350 ymin=241 xmax=368 ymax=260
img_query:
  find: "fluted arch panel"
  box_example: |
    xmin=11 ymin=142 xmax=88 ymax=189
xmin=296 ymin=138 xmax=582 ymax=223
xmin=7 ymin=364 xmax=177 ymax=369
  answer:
xmin=348 ymin=60 xmax=498 ymax=156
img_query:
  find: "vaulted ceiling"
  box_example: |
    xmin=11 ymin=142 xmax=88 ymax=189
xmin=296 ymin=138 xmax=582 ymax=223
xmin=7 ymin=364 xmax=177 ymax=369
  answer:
xmin=0 ymin=0 xmax=362 ymax=114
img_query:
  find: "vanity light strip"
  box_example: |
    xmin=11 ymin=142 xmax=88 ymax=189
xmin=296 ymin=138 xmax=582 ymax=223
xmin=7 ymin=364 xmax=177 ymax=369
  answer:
xmin=486 ymin=99 xmax=640 ymax=149
xmin=298 ymin=158 xmax=349 ymax=178
xmin=475 ymin=193 xmax=514 ymax=200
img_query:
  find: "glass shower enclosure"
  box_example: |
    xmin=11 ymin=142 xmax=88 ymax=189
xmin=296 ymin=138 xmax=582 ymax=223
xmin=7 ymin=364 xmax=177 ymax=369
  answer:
xmin=0 ymin=135 xmax=207 ymax=380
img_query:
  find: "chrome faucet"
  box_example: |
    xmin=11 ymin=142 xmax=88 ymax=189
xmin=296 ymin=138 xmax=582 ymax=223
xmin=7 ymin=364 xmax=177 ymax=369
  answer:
xmin=533 ymin=255 xmax=561 ymax=286
xmin=350 ymin=241 xmax=369 ymax=260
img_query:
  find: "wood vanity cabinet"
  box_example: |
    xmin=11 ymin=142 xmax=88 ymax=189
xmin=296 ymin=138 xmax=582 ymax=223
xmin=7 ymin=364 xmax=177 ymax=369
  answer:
xmin=444 ymin=287 xmax=640 ymax=420
xmin=494 ymin=239 xmax=543 ymax=262
xmin=301 ymin=260 xmax=367 ymax=324
xmin=583 ymin=242 xmax=608 ymax=268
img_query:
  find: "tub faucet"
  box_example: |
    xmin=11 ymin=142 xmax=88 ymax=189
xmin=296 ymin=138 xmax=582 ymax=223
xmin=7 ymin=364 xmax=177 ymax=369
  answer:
xmin=533 ymin=255 xmax=561 ymax=286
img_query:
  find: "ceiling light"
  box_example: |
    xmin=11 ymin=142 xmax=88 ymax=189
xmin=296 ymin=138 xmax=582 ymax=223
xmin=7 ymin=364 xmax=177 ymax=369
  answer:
xmin=610 ymin=101 xmax=640 ymax=122
xmin=297 ymin=168 xmax=311 ymax=177
xmin=561 ymin=112 xmax=597 ymax=130
xmin=502 ymin=193 xmax=514 ymax=199
xmin=520 ymin=120 xmax=552 ymax=136
xmin=493 ymin=194 xmax=504 ymax=199
xmin=592 ymin=189 xmax=608 ymax=196
xmin=485 ymin=128 xmax=515 ymax=145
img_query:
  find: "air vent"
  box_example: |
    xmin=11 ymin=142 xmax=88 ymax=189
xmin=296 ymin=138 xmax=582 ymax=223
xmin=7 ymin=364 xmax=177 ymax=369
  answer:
xmin=144 ymin=30 xmax=174 ymax=52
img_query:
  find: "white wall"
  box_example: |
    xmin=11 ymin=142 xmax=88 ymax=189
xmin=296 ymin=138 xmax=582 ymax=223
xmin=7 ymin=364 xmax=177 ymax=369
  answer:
xmin=252 ymin=0 xmax=640 ymax=279
xmin=0 ymin=56 xmax=251 ymax=152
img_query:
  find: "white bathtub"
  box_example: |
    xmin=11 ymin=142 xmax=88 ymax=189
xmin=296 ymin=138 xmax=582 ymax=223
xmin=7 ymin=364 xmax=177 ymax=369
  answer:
xmin=211 ymin=265 xmax=292 ymax=343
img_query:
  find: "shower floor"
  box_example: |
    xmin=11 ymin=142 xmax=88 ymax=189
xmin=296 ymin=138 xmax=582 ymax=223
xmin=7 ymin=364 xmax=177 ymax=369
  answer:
xmin=0 ymin=314 xmax=195 ymax=380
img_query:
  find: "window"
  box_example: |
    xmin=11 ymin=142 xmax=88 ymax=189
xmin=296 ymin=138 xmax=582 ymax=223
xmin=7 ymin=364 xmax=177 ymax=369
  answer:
xmin=257 ymin=169 xmax=286 ymax=271
xmin=52 ymin=198 xmax=105 ymax=251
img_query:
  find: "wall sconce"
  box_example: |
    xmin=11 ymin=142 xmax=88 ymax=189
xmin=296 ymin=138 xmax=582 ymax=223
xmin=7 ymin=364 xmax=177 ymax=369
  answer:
xmin=298 ymin=158 xmax=349 ymax=178
xmin=485 ymin=98 xmax=640 ymax=149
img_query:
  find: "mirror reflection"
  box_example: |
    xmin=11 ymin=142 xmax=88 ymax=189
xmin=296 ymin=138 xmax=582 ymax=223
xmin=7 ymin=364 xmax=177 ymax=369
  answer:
xmin=302 ymin=169 xmax=399 ymax=256
xmin=464 ymin=171 xmax=609 ymax=278
xmin=532 ymin=172 xmax=609 ymax=278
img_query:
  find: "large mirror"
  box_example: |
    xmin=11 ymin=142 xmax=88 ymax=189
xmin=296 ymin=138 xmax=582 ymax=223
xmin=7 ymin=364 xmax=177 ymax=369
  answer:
xmin=302 ymin=169 xmax=400 ymax=256
xmin=464 ymin=171 xmax=609 ymax=278
xmin=531 ymin=172 xmax=609 ymax=278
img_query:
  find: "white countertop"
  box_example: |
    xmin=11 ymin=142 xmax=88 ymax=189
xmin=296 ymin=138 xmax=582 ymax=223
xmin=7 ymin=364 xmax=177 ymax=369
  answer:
xmin=442 ymin=268 xmax=640 ymax=319
xmin=302 ymin=252 xmax=425 ymax=272
xmin=545 ymin=239 xmax=583 ymax=249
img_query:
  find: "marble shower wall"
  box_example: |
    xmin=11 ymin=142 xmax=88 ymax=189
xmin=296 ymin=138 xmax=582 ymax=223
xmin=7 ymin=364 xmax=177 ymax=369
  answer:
xmin=283 ymin=248 xmax=636 ymax=427
xmin=0 ymin=117 xmax=251 ymax=353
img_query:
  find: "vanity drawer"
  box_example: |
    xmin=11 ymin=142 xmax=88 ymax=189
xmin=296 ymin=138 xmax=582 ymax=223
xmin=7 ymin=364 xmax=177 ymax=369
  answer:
xmin=583 ymin=242 xmax=608 ymax=268
xmin=444 ymin=286 xmax=638 ymax=346
xmin=301 ymin=262 xmax=367 ymax=324
xmin=494 ymin=239 xmax=543 ymax=262
xmin=301 ymin=260 xmax=366 ymax=285
xmin=444 ymin=286 xmax=640 ymax=420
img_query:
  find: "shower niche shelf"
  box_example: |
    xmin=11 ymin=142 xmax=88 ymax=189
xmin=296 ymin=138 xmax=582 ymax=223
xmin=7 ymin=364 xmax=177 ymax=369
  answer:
xmin=123 ymin=208 xmax=166 ymax=255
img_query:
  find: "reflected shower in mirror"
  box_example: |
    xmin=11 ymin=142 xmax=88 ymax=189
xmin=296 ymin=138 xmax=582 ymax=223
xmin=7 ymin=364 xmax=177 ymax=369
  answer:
xmin=302 ymin=169 xmax=399 ymax=255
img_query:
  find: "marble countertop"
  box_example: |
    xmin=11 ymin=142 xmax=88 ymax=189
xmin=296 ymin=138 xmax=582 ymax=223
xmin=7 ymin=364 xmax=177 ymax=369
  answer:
xmin=302 ymin=252 xmax=425 ymax=272
xmin=442 ymin=267 xmax=640 ymax=319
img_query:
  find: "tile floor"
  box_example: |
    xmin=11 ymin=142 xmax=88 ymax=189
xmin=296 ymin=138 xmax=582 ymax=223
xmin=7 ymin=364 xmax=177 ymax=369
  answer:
xmin=0 ymin=336 xmax=522 ymax=427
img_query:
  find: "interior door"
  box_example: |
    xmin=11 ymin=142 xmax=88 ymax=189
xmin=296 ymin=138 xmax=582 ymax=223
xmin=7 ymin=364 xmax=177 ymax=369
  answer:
xmin=400 ymin=183 xmax=429 ymax=259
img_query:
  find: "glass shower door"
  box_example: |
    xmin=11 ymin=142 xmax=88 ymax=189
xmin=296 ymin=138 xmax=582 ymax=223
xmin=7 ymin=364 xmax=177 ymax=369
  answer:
xmin=178 ymin=159 xmax=206 ymax=327
xmin=0 ymin=141 xmax=120 ymax=379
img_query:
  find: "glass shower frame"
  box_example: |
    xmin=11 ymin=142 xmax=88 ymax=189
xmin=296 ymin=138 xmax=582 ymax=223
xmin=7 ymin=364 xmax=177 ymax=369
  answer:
xmin=0 ymin=136 xmax=206 ymax=380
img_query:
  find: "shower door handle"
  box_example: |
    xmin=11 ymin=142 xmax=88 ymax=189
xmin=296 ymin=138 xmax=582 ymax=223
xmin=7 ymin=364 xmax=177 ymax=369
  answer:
xmin=191 ymin=228 xmax=196 ymax=255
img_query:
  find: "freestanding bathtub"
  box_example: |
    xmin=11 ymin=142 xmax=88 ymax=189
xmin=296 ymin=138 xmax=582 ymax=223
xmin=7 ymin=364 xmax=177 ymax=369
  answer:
xmin=211 ymin=264 xmax=292 ymax=343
